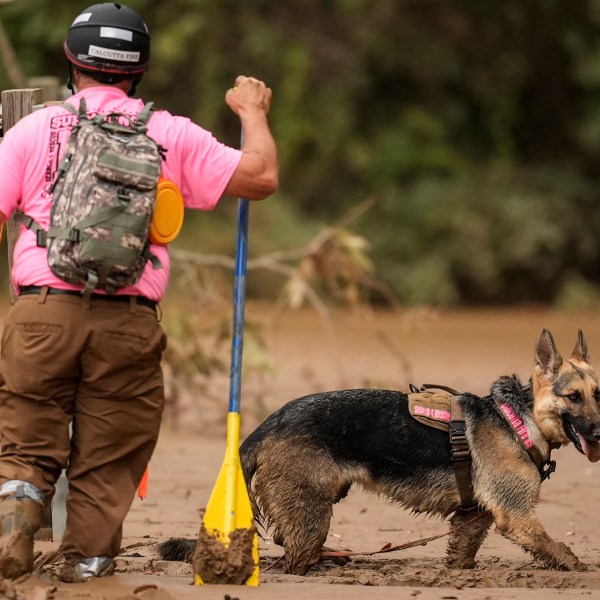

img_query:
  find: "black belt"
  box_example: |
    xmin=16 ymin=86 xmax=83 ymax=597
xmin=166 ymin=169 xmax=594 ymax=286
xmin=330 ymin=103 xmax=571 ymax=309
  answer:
xmin=18 ymin=285 xmax=157 ymax=311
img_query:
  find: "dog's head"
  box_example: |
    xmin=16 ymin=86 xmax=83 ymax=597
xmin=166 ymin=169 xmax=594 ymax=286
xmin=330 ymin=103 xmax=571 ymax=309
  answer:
xmin=532 ymin=329 xmax=600 ymax=462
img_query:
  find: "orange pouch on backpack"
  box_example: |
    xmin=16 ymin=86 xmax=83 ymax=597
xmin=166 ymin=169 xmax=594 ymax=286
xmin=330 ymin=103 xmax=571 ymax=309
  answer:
xmin=149 ymin=177 xmax=184 ymax=245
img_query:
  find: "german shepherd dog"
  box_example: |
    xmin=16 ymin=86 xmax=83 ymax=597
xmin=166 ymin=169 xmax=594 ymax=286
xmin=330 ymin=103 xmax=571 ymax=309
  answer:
xmin=234 ymin=329 xmax=600 ymax=575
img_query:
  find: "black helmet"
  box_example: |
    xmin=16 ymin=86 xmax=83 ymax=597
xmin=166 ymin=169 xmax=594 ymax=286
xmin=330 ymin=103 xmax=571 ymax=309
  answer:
xmin=64 ymin=3 xmax=150 ymax=76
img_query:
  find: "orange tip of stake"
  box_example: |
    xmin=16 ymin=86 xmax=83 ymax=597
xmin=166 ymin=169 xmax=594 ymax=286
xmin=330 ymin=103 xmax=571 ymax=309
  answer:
xmin=138 ymin=467 xmax=149 ymax=500
xmin=149 ymin=177 xmax=184 ymax=245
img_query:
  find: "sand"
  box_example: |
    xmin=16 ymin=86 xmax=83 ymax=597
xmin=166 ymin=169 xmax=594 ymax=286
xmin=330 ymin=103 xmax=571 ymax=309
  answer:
xmin=7 ymin=305 xmax=600 ymax=599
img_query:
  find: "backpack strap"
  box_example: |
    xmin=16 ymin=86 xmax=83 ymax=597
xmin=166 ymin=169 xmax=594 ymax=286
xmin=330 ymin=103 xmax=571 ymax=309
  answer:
xmin=61 ymin=101 xmax=80 ymax=118
xmin=13 ymin=210 xmax=47 ymax=246
xmin=76 ymin=98 xmax=88 ymax=120
xmin=136 ymin=101 xmax=154 ymax=127
xmin=131 ymin=102 xmax=154 ymax=133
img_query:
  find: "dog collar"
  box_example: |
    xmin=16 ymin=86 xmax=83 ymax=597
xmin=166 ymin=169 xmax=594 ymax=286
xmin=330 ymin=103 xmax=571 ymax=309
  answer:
xmin=494 ymin=398 xmax=556 ymax=481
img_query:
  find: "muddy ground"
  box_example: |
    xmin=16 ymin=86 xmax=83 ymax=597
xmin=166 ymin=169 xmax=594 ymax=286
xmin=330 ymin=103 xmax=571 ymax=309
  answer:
xmin=7 ymin=304 xmax=600 ymax=599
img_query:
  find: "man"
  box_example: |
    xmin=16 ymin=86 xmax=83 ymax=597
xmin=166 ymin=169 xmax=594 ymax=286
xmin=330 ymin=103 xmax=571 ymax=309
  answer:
xmin=0 ymin=2 xmax=277 ymax=583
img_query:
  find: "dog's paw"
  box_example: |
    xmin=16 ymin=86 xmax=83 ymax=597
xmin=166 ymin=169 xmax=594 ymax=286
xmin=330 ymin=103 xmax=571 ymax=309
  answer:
xmin=553 ymin=542 xmax=587 ymax=571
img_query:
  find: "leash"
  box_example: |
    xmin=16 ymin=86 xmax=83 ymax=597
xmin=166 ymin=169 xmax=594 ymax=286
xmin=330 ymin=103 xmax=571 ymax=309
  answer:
xmin=319 ymin=510 xmax=491 ymax=559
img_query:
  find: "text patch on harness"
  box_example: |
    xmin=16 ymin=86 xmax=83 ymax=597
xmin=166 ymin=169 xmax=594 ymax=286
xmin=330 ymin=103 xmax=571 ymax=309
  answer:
xmin=408 ymin=391 xmax=453 ymax=432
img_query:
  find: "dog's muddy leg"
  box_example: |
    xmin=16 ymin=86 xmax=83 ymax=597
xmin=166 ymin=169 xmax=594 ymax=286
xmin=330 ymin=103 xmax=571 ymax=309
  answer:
xmin=252 ymin=440 xmax=344 ymax=575
xmin=494 ymin=510 xmax=586 ymax=571
xmin=276 ymin=497 xmax=333 ymax=575
xmin=446 ymin=509 xmax=493 ymax=568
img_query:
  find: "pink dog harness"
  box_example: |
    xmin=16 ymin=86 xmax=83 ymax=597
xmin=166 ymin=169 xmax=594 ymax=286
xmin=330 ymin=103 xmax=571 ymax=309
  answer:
xmin=408 ymin=384 xmax=556 ymax=500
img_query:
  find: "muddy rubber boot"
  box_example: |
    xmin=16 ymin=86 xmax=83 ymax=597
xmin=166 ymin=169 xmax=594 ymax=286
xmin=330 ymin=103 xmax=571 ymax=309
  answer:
xmin=59 ymin=556 xmax=115 ymax=583
xmin=0 ymin=494 xmax=43 ymax=579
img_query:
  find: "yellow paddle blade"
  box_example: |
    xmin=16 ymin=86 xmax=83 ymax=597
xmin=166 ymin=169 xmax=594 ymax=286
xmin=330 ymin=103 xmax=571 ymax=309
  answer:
xmin=203 ymin=457 xmax=255 ymax=534
xmin=194 ymin=413 xmax=259 ymax=586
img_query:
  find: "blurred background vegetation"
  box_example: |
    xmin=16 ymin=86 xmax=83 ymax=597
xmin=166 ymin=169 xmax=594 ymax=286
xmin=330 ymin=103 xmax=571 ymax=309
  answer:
xmin=3 ymin=0 xmax=600 ymax=308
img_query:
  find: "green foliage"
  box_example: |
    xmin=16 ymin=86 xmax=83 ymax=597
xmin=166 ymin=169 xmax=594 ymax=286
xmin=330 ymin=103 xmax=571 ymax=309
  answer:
xmin=3 ymin=1 xmax=600 ymax=305
xmin=365 ymin=164 xmax=600 ymax=305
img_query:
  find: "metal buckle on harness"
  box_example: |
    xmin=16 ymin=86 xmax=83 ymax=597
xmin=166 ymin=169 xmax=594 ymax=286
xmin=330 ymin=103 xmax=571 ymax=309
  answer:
xmin=540 ymin=459 xmax=556 ymax=481
xmin=449 ymin=424 xmax=470 ymax=461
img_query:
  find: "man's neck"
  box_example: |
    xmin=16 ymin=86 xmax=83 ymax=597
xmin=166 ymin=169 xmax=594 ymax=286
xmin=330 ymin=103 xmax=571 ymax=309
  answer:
xmin=74 ymin=75 xmax=131 ymax=94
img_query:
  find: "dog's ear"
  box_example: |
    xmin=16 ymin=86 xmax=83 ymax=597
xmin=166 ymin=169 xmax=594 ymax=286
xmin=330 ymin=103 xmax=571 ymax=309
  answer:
xmin=535 ymin=329 xmax=563 ymax=377
xmin=571 ymin=329 xmax=590 ymax=363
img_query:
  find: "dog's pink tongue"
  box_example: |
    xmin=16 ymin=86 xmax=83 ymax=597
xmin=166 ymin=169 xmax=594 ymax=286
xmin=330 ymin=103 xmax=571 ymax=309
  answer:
xmin=578 ymin=434 xmax=600 ymax=462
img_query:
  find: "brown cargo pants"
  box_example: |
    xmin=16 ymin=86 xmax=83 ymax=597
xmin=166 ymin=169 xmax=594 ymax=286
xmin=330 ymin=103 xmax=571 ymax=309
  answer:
xmin=0 ymin=291 xmax=166 ymax=560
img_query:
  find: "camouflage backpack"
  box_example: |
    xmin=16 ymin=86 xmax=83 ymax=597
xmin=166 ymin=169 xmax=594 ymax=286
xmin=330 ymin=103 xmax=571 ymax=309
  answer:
xmin=16 ymin=98 xmax=164 ymax=296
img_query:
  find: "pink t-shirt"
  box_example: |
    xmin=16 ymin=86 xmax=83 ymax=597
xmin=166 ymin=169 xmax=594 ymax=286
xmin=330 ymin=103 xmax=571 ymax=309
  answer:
xmin=0 ymin=86 xmax=242 ymax=301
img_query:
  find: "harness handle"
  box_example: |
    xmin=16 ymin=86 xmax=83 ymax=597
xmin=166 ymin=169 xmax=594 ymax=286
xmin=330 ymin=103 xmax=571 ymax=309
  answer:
xmin=421 ymin=383 xmax=463 ymax=395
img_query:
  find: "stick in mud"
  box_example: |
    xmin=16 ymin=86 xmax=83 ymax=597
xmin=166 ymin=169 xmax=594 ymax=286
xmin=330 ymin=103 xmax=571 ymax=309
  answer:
xmin=193 ymin=524 xmax=257 ymax=585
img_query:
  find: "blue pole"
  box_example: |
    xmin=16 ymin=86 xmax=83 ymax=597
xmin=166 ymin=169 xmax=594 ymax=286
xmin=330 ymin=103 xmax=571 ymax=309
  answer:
xmin=228 ymin=197 xmax=249 ymax=414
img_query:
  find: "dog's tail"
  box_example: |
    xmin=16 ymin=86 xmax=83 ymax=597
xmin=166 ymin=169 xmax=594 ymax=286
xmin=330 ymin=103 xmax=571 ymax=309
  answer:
xmin=157 ymin=537 xmax=196 ymax=563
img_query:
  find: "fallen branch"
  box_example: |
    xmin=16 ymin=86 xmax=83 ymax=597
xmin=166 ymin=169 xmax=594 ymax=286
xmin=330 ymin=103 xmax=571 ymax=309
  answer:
xmin=170 ymin=196 xmax=393 ymax=315
xmin=169 ymin=198 xmax=389 ymax=385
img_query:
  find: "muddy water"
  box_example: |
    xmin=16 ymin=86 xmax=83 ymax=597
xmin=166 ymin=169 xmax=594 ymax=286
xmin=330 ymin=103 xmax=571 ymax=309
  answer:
xmin=251 ymin=305 xmax=600 ymax=409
